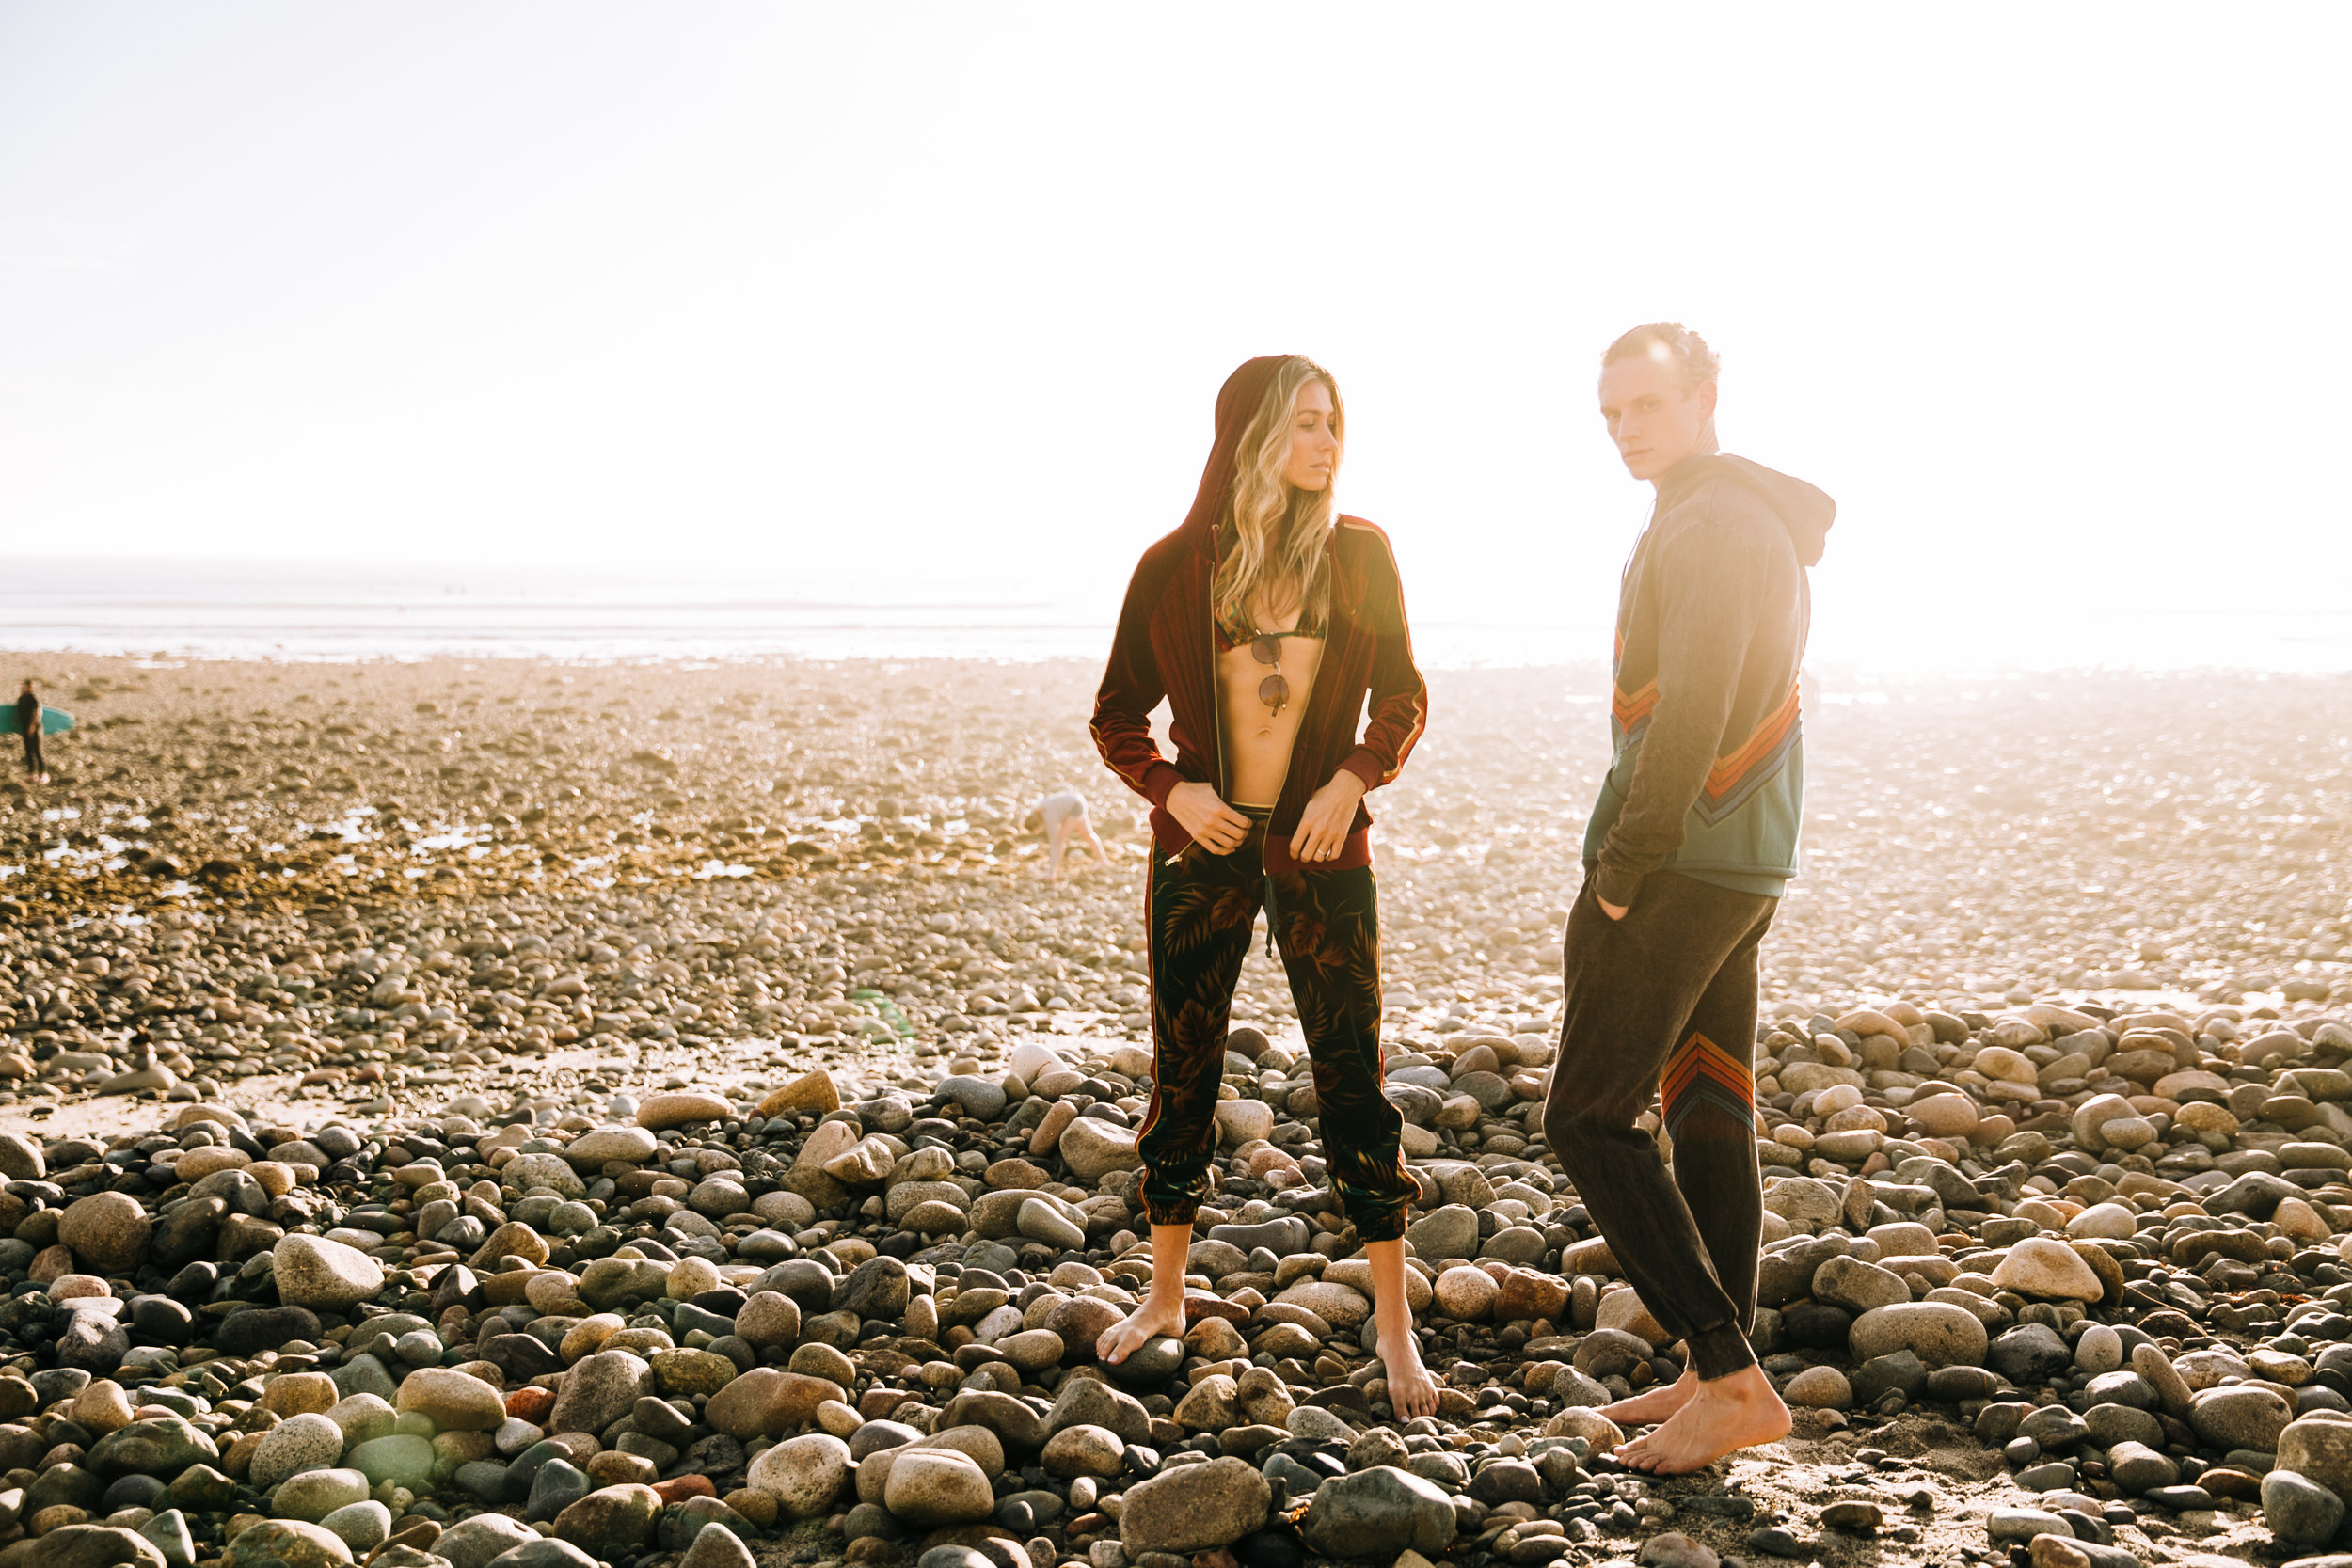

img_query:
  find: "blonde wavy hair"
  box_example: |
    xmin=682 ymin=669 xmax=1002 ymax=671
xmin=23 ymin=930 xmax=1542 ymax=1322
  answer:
xmin=1212 ymin=356 xmax=1343 ymax=641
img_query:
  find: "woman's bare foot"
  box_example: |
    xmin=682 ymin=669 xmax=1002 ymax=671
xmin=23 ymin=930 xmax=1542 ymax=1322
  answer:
xmin=1601 ymin=1369 xmax=1697 ymax=1427
xmin=1614 ymin=1365 xmax=1789 ymax=1476
xmin=1378 ymin=1322 xmax=1441 ymax=1420
xmin=1097 ymin=1291 xmax=1186 ymax=1364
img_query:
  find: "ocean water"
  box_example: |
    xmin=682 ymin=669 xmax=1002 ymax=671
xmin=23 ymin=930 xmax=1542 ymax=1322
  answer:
xmin=0 ymin=555 xmax=1601 ymax=669
xmin=3 ymin=555 xmax=2348 ymax=673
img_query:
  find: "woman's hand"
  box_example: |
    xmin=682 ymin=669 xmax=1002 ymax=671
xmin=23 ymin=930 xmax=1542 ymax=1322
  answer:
xmin=1290 ymin=770 xmax=1365 ymax=863
xmin=1167 ymin=782 xmax=1250 ymax=855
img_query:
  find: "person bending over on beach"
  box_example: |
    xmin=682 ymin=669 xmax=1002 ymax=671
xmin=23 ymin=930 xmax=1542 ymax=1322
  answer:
xmin=15 ymin=682 xmax=44 ymax=784
xmin=1090 ymin=355 xmax=1438 ymax=1418
xmin=1542 ymin=324 xmax=1835 ymax=1474
xmin=1024 ymin=788 xmax=1109 ymax=882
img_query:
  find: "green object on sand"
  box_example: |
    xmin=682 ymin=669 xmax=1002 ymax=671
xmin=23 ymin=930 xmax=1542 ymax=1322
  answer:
xmin=0 ymin=705 xmax=71 ymax=736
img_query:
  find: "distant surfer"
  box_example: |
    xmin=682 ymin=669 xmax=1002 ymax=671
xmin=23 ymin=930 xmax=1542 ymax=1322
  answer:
xmin=1024 ymin=789 xmax=1108 ymax=881
xmin=15 ymin=682 xmax=44 ymax=784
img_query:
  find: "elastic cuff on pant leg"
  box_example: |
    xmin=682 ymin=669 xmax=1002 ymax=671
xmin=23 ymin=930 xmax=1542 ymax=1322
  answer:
xmin=1686 ymin=1322 xmax=1756 ymax=1382
xmin=1140 ymin=1198 xmax=1200 ymax=1229
xmin=1347 ymin=1203 xmax=1412 ymax=1244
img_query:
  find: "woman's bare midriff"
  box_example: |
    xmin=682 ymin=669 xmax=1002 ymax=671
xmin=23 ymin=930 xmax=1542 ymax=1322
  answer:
xmin=1218 ymin=634 xmax=1322 ymax=808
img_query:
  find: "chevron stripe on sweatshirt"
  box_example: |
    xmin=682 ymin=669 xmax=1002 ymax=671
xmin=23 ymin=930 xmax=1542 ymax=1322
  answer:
xmin=1611 ymin=677 xmax=1659 ymax=737
xmin=1691 ymin=684 xmax=1802 ymax=827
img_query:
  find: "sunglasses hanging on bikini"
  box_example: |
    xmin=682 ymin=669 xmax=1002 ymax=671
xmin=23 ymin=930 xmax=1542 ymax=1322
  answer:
xmin=1249 ymin=633 xmax=1291 ymax=716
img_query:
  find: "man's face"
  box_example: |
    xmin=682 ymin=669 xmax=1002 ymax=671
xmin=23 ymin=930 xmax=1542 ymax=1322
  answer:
xmin=1598 ymin=354 xmax=1716 ymax=483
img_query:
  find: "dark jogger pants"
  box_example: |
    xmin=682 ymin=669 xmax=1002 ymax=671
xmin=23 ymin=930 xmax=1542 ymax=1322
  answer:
xmin=1543 ymin=869 xmax=1778 ymax=1381
xmin=1138 ymin=813 xmax=1417 ymax=1242
xmin=19 ymin=734 xmax=40 ymax=777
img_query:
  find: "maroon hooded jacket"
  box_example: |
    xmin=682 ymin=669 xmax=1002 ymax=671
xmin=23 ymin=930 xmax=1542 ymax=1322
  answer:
xmin=1090 ymin=356 xmax=1428 ymax=874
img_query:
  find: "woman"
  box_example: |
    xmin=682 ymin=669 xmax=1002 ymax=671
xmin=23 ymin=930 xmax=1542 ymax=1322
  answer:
xmin=1089 ymin=355 xmax=1438 ymax=1418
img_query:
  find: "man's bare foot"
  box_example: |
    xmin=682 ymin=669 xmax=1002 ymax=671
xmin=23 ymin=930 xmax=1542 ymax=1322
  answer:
xmin=1601 ymin=1369 xmax=1697 ymax=1427
xmin=1614 ymin=1365 xmax=1789 ymax=1476
xmin=1378 ymin=1323 xmax=1441 ymax=1420
xmin=1096 ymin=1292 xmax=1185 ymax=1363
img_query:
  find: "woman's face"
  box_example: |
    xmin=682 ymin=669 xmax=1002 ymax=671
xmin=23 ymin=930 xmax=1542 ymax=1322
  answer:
xmin=1280 ymin=380 xmax=1340 ymax=492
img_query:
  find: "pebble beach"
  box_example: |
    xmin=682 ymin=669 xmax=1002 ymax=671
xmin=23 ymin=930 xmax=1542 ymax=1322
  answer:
xmin=2 ymin=653 xmax=2351 ymax=1568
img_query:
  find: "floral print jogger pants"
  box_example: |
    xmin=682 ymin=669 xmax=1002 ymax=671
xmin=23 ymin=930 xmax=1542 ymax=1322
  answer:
xmin=1136 ymin=809 xmax=1417 ymax=1243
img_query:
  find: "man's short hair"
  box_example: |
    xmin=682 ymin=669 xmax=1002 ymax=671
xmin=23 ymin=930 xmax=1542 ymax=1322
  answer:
xmin=1602 ymin=322 xmax=1720 ymax=391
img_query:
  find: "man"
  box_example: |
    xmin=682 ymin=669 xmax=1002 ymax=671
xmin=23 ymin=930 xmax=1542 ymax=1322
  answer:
xmin=1543 ymin=324 xmax=1834 ymax=1474
xmin=15 ymin=682 xmax=44 ymax=784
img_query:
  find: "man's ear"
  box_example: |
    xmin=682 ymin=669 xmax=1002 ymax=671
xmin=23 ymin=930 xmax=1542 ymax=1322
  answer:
xmin=1695 ymin=379 xmax=1719 ymax=423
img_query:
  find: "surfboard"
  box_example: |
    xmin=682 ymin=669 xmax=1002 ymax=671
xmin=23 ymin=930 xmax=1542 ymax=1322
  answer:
xmin=0 ymin=706 xmax=72 ymax=736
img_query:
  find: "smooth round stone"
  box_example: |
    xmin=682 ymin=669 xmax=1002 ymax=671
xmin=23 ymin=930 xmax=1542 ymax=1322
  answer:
xmin=735 ymin=1292 xmax=801 ymax=1349
xmin=273 ymin=1466 xmax=371 ymax=1522
xmin=1847 ymin=1303 xmax=1990 ymax=1369
xmin=318 ymin=1499 xmax=391 ymax=1552
xmin=1783 ymin=1367 xmax=1852 ymax=1409
xmin=746 ymin=1432 xmax=852 ymax=1520
xmin=500 ymin=1154 xmax=587 ymax=1200
xmin=2191 ymin=1386 xmax=2295 ymax=1453
xmin=271 ymin=1236 xmax=385 ymax=1312
xmin=1434 ymin=1266 xmax=1496 ymax=1321
xmin=2277 ymin=1414 xmax=2352 ymax=1499
xmin=1104 ymin=1336 xmax=1185 ymax=1386
xmin=1212 ymin=1100 xmax=1275 ymax=1146
xmin=635 ymin=1092 xmax=734 ymax=1131
xmin=936 ymin=1076 xmax=1007 ymax=1122
xmin=2075 ymin=1324 xmax=2125 ymax=1375
xmin=394 ymin=1369 xmax=503 ymax=1431
xmin=1041 ymin=1424 xmax=1125 ymax=1480
xmin=2265 ymin=1469 xmax=2347 ymax=1545
xmin=529 ymin=1459 xmax=594 ymax=1522
xmin=2097 ymin=1116 xmax=2157 ymax=1151
xmin=564 ymin=1127 xmax=658 ymax=1166
xmin=2107 ymin=1440 xmax=2179 ymax=1496
xmin=2065 ymin=1203 xmax=2138 ymax=1241
xmin=220 ymin=1519 xmax=357 ymax=1568
xmin=1905 ymin=1093 xmax=1979 ymax=1139
xmin=1811 ymin=1256 xmax=1910 ymax=1316
xmin=882 ymin=1447 xmax=994 ymax=1526
xmin=49 ymin=1274 xmax=114 ymax=1304
xmin=1273 ymin=1279 xmax=1370 ymax=1330
xmin=1016 ymin=1197 xmax=1086 ymax=1252
xmin=1989 ymin=1239 xmax=2105 ymax=1302
xmin=667 ymin=1257 xmax=723 ymax=1298
xmin=343 ymin=1438 xmax=430 ymax=1495
xmin=1057 ymin=1117 xmax=1142 ymax=1181
xmin=72 ymin=1380 xmax=137 ymax=1433
xmin=548 ymin=1201 xmax=598 ymax=1235
xmin=495 ymin=1418 xmax=545 ymax=1457
xmin=250 ymin=1412 xmax=347 ymax=1491
xmin=552 ymin=1481 xmax=662 ymax=1559
xmin=1045 ymin=1296 xmax=1121 ymax=1348
xmin=58 ymin=1191 xmax=152 ymax=1275
xmin=1480 ymin=1226 xmax=1549 ymax=1266
xmin=994 ymin=1329 xmax=1065 ymax=1374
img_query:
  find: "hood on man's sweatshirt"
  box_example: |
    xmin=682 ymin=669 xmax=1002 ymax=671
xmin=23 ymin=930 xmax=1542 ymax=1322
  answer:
xmin=1711 ymin=454 xmax=1835 ymax=567
xmin=1660 ymin=452 xmax=1836 ymax=568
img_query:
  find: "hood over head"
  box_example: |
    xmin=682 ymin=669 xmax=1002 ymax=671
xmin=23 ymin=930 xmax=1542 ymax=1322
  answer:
xmin=1179 ymin=356 xmax=1295 ymax=556
xmin=1711 ymin=454 xmax=1835 ymax=567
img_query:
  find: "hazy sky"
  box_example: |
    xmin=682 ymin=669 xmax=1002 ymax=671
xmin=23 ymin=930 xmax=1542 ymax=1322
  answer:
xmin=3 ymin=6 xmax=2346 ymax=668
